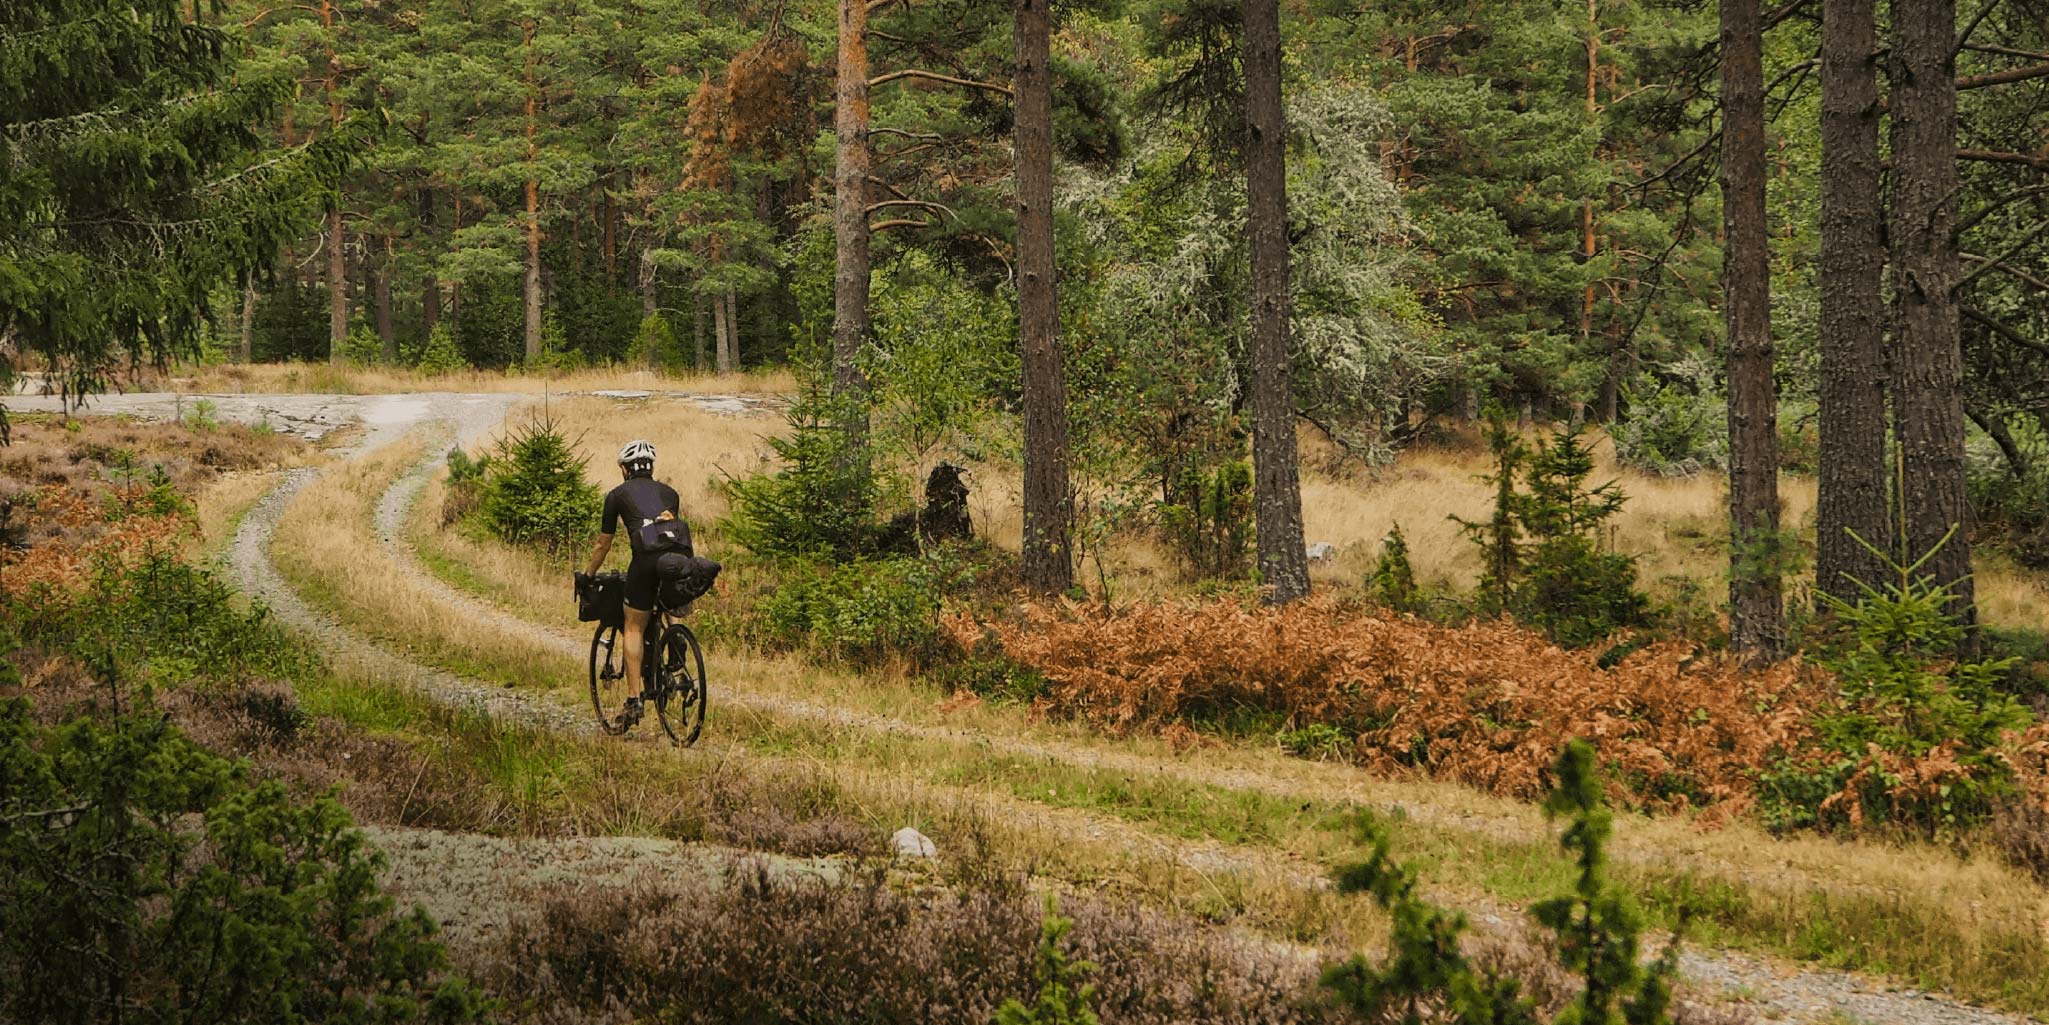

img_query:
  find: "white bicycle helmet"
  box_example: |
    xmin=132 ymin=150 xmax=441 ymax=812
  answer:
xmin=617 ymin=439 xmax=656 ymax=469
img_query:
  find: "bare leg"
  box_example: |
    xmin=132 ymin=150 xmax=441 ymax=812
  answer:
xmin=622 ymin=605 xmax=654 ymax=694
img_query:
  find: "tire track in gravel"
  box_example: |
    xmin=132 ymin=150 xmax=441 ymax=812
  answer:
xmin=222 ymin=392 xmax=2037 ymax=1025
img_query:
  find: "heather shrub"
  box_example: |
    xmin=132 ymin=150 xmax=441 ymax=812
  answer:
xmin=0 ymin=696 xmax=489 ymax=1025
xmin=15 ymin=551 xmax=317 ymax=692
xmin=489 ymin=865 xmax=1340 ymax=1025
xmin=996 ymin=899 xmax=1103 ymax=1025
xmin=479 ymin=413 xmax=602 ymax=553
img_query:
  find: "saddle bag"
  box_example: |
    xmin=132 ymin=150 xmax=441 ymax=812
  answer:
xmin=654 ymin=552 xmax=722 ymax=609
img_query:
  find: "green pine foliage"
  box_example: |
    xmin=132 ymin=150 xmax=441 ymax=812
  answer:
xmin=0 ymin=0 xmax=362 ymax=438
xmin=1322 ymin=740 xmax=1685 ymax=1025
xmin=721 ymin=383 xmax=880 ymax=561
xmin=627 ymin=313 xmax=682 ymax=372
xmin=1455 ymin=416 xmax=1652 ymax=648
xmin=1370 ymin=523 xmax=1421 ymax=613
xmin=478 ymin=413 xmax=602 ymax=553
xmin=993 ymin=898 xmax=1102 ymax=1025
xmin=1158 ymin=461 xmax=1255 ymax=580
xmin=0 ymin=697 xmax=488 ymax=1025
xmin=413 ymin=323 xmax=471 ymax=375
xmin=1760 ymin=532 xmax=2031 ymax=833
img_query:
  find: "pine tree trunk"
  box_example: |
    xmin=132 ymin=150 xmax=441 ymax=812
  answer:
xmin=712 ymin=289 xmax=731 ymax=375
xmin=692 ymin=290 xmax=707 ymax=372
xmin=602 ymin=187 xmax=617 ymax=291
xmin=640 ymin=250 xmax=657 ymax=319
xmin=372 ymin=238 xmax=396 ymax=362
xmin=419 ymin=188 xmax=440 ymax=336
xmin=1817 ymin=0 xmax=1892 ymax=601
xmin=1722 ymin=0 xmax=1783 ymax=658
xmin=723 ymin=289 xmax=740 ymax=371
xmin=1016 ymin=0 xmax=1072 ymax=593
xmin=1244 ymin=0 xmax=1310 ymax=604
xmin=239 ymin=280 xmax=256 ymax=364
xmin=832 ymin=0 xmax=873 ymax=438
xmin=522 ymin=19 xmax=543 ymax=366
xmin=327 ymin=208 xmax=347 ymax=363
xmin=1889 ymin=0 xmax=1975 ymax=636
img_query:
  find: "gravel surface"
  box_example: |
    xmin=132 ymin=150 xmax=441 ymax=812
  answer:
xmin=194 ymin=389 xmax=2040 ymax=1025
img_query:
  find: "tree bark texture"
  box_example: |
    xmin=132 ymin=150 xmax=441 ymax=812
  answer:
xmin=721 ymin=289 xmax=740 ymax=372
xmin=1817 ymin=0 xmax=1893 ymax=600
xmin=832 ymin=0 xmax=873 ymax=435
xmin=713 ymin=288 xmax=732 ymax=375
xmin=523 ymin=20 xmax=543 ymax=365
xmin=693 ymin=291 xmax=706 ymax=371
xmin=239 ymin=280 xmax=255 ymax=364
xmin=419 ymin=189 xmax=440 ymax=335
xmin=1889 ymin=0 xmax=1975 ymax=632
xmin=1243 ymin=0 xmax=1310 ymax=604
xmin=1721 ymin=0 xmax=1784 ymax=657
xmin=327 ymin=208 xmax=346 ymax=362
xmin=1016 ymin=0 xmax=1073 ymax=594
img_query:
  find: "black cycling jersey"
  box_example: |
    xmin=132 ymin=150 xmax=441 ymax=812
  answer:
xmin=601 ymin=477 xmax=681 ymax=552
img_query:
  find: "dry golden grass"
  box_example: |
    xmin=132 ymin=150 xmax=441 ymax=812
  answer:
xmin=172 ymin=361 xmax=796 ymax=397
xmin=270 ymin=435 xmax=574 ymax=694
xmin=520 ymin=393 xmax=787 ymax=527
xmin=195 ymin=469 xmax=304 ymax=557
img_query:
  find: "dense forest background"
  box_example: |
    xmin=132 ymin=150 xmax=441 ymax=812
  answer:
xmin=214 ymin=0 xmax=2045 ymax=444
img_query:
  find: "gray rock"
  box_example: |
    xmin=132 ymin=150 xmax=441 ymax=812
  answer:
xmin=891 ymin=826 xmax=937 ymax=859
xmin=1305 ymin=541 xmax=1338 ymax=562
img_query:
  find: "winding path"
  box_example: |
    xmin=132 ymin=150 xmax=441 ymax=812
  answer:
xmin=28 ymin=388 xmax=2036 ymax=1025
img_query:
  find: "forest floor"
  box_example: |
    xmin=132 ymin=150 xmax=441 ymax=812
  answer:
xmin=13 ymin=380 xmax=2046 ymax=1025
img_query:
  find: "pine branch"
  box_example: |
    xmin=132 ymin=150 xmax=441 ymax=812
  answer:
xmin=1964 ymin=305 xmax=2049 ymax=358
xmin=867 ymin=68 xmax=1013 ymax=97
xmin=1956 ymin=184 xmax=2049 ymax=236
xmin=1956 ymin=62 xmax=2049 ymax=90
xmin=1956 ymin=220 xmax=2049 ymax=290
xmin=1958 ymin=148 xmax=2049 ymax=172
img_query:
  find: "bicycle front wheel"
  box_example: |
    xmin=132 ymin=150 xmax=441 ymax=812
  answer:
xmin=588 ymin=623 xmax=633 ymax=735
xmin=653 ymin=623 xmax=706 ymax=746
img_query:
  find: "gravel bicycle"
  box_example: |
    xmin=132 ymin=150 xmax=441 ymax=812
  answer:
xmin=581 ymin=571 xmax=706 ymax=745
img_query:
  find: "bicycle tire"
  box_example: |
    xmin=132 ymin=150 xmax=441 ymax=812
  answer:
xmin=588 ymin=623 xmax=633 ymax=735
xmin=653 ymin=622 xmax=707 ymax=746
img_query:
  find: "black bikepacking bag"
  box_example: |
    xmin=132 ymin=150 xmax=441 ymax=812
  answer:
xmin=635 ymin=517 xmax=693 ymax=556
xmin=578 ymin=572 xmax=626 ymax=627
xmin=654 ymin=552 xmax=722 ymax=608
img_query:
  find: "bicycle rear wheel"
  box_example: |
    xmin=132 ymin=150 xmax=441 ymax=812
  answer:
xmin=588 ymin=623 xmax=633 ymax=734
xmin=653 ymin=623 xmax=706 ymax=746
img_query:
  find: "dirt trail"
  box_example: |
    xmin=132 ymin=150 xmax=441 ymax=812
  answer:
xmin=173 ymin=389 xmax=2040 ymax=1025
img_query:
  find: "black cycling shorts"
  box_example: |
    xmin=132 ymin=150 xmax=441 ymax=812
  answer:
xmin=624 ymin=551 xmax=661 ymax=612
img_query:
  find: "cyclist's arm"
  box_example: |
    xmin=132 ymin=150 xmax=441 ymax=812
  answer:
xmin=583 ymin=532 xmax=613 ymax=577
xmin=584 ymin=489 xmax=620 ymax=577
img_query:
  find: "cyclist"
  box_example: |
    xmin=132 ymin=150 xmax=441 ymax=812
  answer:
xmin=579 ymin=439 xmax=680 ymax=713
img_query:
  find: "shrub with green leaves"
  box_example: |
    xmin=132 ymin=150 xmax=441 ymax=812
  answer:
xmin=1612 ymin=382 xmax=1727 ymax=477
xmin=14 ymin=552 xmax=317 ymax=692
xmin=339 ymin=323 xmax=385 ymax=365
xmin=761 ymin=557 xmax=943 ymax=664
xmin=1759 ymin=535 xmax=2030 ymax=833
xmin=479 ymin=414 xmax=602 ymax=553
xmin=627 ymin=313 xmax=683 ymax=372
xmin=0 ymin=696 xmax=488 ymax=1025
xmin=722 ymin=383 xmax=879 ymax=561
xmin=1321 ymin=739 xmax=1685 ymax=1025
